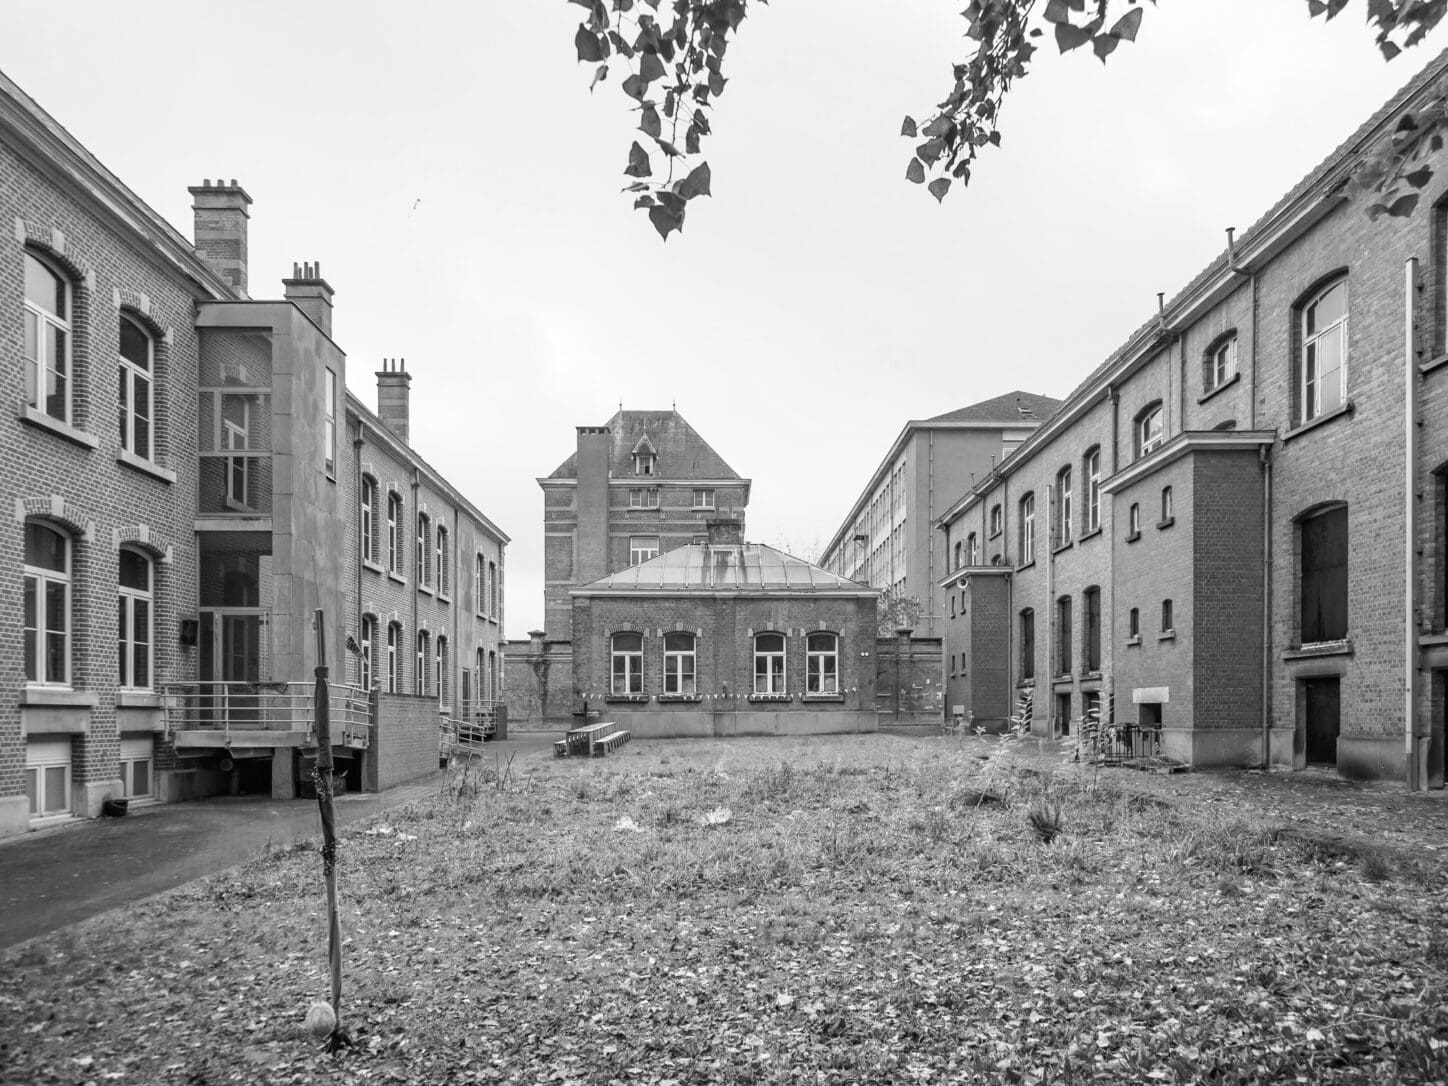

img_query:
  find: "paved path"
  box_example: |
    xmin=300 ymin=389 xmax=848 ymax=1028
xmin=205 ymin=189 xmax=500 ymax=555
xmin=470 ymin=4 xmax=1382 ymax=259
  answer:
xmin=0 ymin=732 xmax=561 ymax=949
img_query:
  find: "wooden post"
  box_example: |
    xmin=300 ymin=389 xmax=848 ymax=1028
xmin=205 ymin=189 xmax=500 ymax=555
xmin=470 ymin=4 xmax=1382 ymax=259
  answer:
xmin=313 ymin=609 xmax=350 ymax=1051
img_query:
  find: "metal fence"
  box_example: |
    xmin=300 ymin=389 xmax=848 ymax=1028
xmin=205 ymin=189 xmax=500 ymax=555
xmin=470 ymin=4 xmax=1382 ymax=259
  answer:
xmin=162 ymin=681 xmax=372 ymax=749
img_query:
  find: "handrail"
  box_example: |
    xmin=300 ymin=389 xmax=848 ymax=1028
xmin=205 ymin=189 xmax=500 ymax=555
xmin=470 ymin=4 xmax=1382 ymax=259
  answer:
xmin=163 ymin=681 xmax=371 ymax=748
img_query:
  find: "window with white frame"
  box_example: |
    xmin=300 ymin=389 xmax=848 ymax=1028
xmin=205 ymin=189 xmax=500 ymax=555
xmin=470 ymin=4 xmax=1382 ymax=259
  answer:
xmin=693 ymin=488 xmax=715 ymax=509
xmin=118 ymin=315 xmax=153 ymax=460
xmin=119 ymin=736 xmax=152 ymax=799
xmin=360 ymin=476 xmax=378 ymax=566
xmin=436 ymin=525 xmax=449 ymax=596
xmin=630 ymin=536 xmax=660 ymax=565
xmin=806 ymin=632 xmax=839 ymax=694
xmin=1160 ymin=486 xmax=1174 ymax=524
xmin=611 ymin=632 xmax=643 ymax=694
xmin=476 ymin=553 xmax=486 ymax=614
xmin=437 ymin=635 xmax=449 ymax=705
xmin=118 ymin=547 xmax=152 ymax=690
xmin=387 ymin=621 xmax=401 ymax=693
xmin=664 ymin=632 xmax=696 ymax=694
xmin=989 ymin=504 xmax=1002 ymax=538
xmin=966 ymin=532 xmax=979 ymax=565
xmin=488 ymin=561 xmax=497 ymax=616
xmin=1128 ymin=503 xmax=1141 ymax=538
xmin=1019 ymin=492 xmax=1035 ymax=564
xmin=1135 ymin=403 xmax=1164 ymax=459
xmin=1204 ymin=331 xmax=1238 ymax=393
xmin=628 ymin=487 xmax=660 ymax=509
xmin=387 ymin=492 xmax=403 ymax=574
xmin=1084 ymin=447 xmax=1101 ymax=533
xmin=1300 ymin=279 xmax=1347 ymax=423
xmin=634 ymin=449 xmax=656 ymax=475
xmin=753 ymin=632 xmax=787 ymax=694
xmin=24 ymin=521 xmax=70 ymax=685
xmin=26 ymin=738 xmax=71 ymax=819
xmin=360 ymin=615 xmax=375 ymax=691
xmin=1056 ymin=467 xmax=1073 ymax=544
xmin=323 ymin=367 xmax=337 ymax=475
xmin=416 ymin=631 xmax=430 ymax=695
xmin=223 ymin=395 xmax=252 ymax=510
xmin=23 ymin=251 xmax=71 ymax=423
xmin=416 ymin=512 xmax=431 ymax=587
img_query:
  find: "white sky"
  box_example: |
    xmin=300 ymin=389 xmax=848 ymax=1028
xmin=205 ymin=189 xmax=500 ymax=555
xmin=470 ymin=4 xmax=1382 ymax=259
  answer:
xmin=5 ymin=1 xmax=1443 ymax=636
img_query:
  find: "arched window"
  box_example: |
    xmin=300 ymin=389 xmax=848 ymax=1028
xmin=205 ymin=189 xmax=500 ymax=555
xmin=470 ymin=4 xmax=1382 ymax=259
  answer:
xmin=360 ymin=476 xmax=378 ymax=565
xmin=387 ymin=621 xmax=401 ymax=693
xmin=1128 ymin=607 xmax=1140 ymax=639
xmin=1299 ymin=278 xmax=1348 ymax=423
xmin=118 ymin=315 xmax=153 ymax=460
xmin=1056 ymin=595 xmax=1072 ymax=677
xmin=953 ymin=540 xmax=963 ymax=570
xmin=23 ymin=251 xmax=71 ymax=423
xmin=416 ymin=513 xmax=431 ymax=586
xmin=24 ymin=522 xmax=71 ymax=685
xmin=1083 ymin=447 xmax=1101 ymax=533
xmin=753 ymin=632 xmax=787 ymax=694
xmin=436 ymin=635 xmax=449 ymax=704
xmin=664 ymin=632 xmax=696 ymax=695
xmin=1128 ymin=503 xmax=1141 ymax=538
xmin=118 ymin=547 xmax=153 ymax=690
xmin=416 ymin=631 xmax=430 ymax=695
xmin=1056 ymin=466 xmax=1073 ymax=544
xmin=989 ymin=504 xmax=1003 ymax=537
xmin=611 ymin=632 xmax=643 ymax=694
xmin=436 ymin=525 xmax=450 ymax=596
xmin=359 ymin=616 xmax=376 ymax=692
xmin=1160 ymin=485 xmax=1174 ymax=524
xmin=806 ymin=632 xmax=839 ymax=694
xmin=1019 ymin=609 xmax=1035 ymax=681
xmin=966 ymin=532 xmax=979 ymax=565
xmin=1135 ymin=402 xmax=1164 ymax=459
xmin=1204 ymin=331 xmax=1238 ymax=393
xmin=387 ymin=492 xmax=404 ymax=574
xmin=1018 ymin=492 xmax=1035 ymax=563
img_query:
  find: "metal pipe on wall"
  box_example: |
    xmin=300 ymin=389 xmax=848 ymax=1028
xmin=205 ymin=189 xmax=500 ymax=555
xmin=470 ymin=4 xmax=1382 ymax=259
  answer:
xmin=1406 ymin=257 xmax=1425 ymax=791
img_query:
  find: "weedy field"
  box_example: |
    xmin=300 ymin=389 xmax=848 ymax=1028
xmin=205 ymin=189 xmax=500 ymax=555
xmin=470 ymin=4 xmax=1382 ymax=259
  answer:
xmin=1 ymin=734 xmax=1445 ymax=1085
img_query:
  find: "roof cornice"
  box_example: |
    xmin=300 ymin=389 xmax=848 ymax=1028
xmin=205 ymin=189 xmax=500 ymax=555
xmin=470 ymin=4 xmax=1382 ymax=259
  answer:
xmin=1099 ymin=430 xmax=1276 ymax=495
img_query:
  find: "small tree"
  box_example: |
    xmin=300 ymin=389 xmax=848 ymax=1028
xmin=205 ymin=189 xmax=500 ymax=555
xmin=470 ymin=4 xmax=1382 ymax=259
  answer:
xmin=877 ymin=588 xmax=923 ymax=637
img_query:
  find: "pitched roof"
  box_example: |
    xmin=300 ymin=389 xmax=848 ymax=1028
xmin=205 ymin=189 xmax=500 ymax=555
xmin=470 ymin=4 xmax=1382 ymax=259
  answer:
xmin=573 ymin=542 xmax=876 ymax=594
xmin=547 ymin=409 xmax=745 ymax=480
xmin=923 ymin=391 xmax=1063 ymax=425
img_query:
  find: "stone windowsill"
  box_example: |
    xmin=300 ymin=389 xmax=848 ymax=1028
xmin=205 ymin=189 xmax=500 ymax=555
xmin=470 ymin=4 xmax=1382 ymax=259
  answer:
xmin=1418 ymin=632 xmax=1448 ymax=648
xmin=1016 ymin=559 xmax=1036 ymax=573
xmin=604 ymin=694 xmax=649 ymax=704
xmin=363 ymin=559 xmax=385 ymax=575
xmin=1125 ymin=635 xmax=1142 ymax=647
xmin=1283 ymin=639 xmax=1354 ymax=661
xmin=1159 ymin=629 xmax=1177 ymax=642
xmin=1197 ymin=372 xmax=1241 ymax=404
xmin=1052 ymin=540 xmax=1073 ymax=556
xmin=1016 ymin=678 xmax=1036 ymax=689
xmin=116 ymin=690 xmax=165 ymax=708
xmin=1157 ymin=516 xmax=1176 ymax=530
xmin=418 ymin=584 xmax=434 ymax=597
xmin=1419 ymin=352 xmax=1448 ymax=375
xmin=1283 ymin=400 xmax=1353 ymax=443
xmin=802 ymin=693 xmax=845 ymax=702
xmin=21 ymin=405 xmax=100 ymax=449
xmin=1125 ymin=530 xmax=1141 ymax=544
xmin=1052 ymin=673 xmax=1073 ymax=686
xmin=438 ymin=593 xmax=452 ymax=605
xmin=657 ymin=694 xmax=703 ymax=703
xmin=388 ymin=571 xmax=406 ymax=586
xmin=20 ymin=686 xmax=99 ymax=708
xmin=748 ymin=693 xmax=792 ymax=703
xmin=1078 ymin=527 xmax=1102 ymax=545
xmin=118 ymin=449 xmax=177 ymax=484
xmin=1079 ymin=667 xmax=1102 ymax=680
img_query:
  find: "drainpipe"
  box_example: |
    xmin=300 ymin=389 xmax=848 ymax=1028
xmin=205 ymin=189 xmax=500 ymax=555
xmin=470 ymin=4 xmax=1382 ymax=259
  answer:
xmin=355 ymin=425 xmax=366 ymax=689
xmin=1406 ymin=257 xmax=1425 ymax=790
xmin=1045 ymin=482 xmax=1055 ymax=739
xmin=1260 ymin=444 xmax=1272 ymax=769
xmin=411 ymin=467 xmax=421 ymax=696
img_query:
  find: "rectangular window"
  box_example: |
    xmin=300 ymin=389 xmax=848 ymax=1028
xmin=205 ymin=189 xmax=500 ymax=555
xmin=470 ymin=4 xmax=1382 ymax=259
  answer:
xmin=630 ymin=536 xmax=660 ymax=565
xmin=119 ymin=736 xmax=153 ymax=799
xmin=806 ymin=633 xmax=839 ymax=694
xmin=1056 ymin=596 xmax=1072 ymax=677
xmin=26 ymin=738 xmax=71 ymax=818
xmin=1019 ymin=494 xmax=1035 ymax=563
xmin=1206 ymin=335 xmax=1238 ymax=391
xmin=1084 ymin=587 xmax=1101 ymax=671
xmin=611 ymin=633 xmax=643 ymax=694
xmin=323 ymin=368 xmax=336 ymax=475
xmin=628 ymin=488 xmax=661 ymax=509
xmin=1301 ymin=506 xmax=1348 ymax=642
xmin=1161 ymin=598 xmax=1174 ymax=633
xmin=118 ymin=316 xmax=154 ymax=461
xmin=388 ymin=493 xmax=403 ymax=574
xmin=436 ymin=527 xmax=449 ymax=596
xmin=24 ymin=253 xmax=71 ymax=424
xmin=693 ymin=488 xmax=715 ymax=509
xmin=118 ymin=549 xmax=153 ymax=689
xmin=663 ymin=632 xmax=696 ymax=694
xmin=24 ymin=522 xmax=70 ymax=686
xmin=1019 ymin=610 xmax=1035 ymax=681
xmin=1085 ymin=449 xmax=1101 ymax=533
xmin=753 ymin=633 xmax=787 ymax=694
xmin=1301 ymin=281 xmax=1347 ymax=423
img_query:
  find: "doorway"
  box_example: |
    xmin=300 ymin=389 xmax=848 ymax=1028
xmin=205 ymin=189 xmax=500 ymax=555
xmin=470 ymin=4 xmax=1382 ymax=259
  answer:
xmin=1303 ymin=677 xmax=1340 ymax=765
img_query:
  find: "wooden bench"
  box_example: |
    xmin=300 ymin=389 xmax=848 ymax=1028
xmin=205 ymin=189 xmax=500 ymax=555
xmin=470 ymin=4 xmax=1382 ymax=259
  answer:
xmin=591 ymin=730 xmax=631 ymax=757
xmin=566 ymin=721 xmax=614 ymax=756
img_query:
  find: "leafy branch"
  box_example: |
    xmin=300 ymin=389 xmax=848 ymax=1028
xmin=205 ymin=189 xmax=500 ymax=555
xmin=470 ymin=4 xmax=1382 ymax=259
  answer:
xmin=571 ymin=0 xmax=1448 ymax=236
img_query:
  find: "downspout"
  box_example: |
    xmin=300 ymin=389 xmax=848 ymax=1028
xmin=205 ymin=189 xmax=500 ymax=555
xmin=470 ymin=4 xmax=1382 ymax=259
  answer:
xmin=1260 ymin=444 xmax=1272 ymax=769
xmin=453 ymin=502 xmax=462 ymax=715
xmin=411 ymin=467 xmax=421 ymax=696
xmin=1045 ymin=482 xmax=1055 ymax=739
xmin=928 ymin=429 xmax=936 ymax=636
xmin=355 ymin=425 xmax=366 ymax=689
xmin=1406 ymin=256 xmax=1425 ymax=790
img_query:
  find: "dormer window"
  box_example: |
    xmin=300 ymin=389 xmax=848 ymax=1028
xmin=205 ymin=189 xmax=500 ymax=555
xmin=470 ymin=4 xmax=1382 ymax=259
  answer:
xmin=632 ymin=435 xmax=658 ymax=476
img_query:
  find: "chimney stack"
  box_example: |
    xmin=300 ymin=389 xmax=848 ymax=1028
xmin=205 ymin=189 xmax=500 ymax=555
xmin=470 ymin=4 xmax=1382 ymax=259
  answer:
xmin=574 ymin=426 xmax=613 ymax=592
xmin=282 ymin=261 xmax=335 ymax=337
xmin=375 ymin=358 xmax=413 ymax=443
xmin=706 ymin=517 xmax=744 ymax=546
xmin=188 ymin=178 xmax=252 ymax=296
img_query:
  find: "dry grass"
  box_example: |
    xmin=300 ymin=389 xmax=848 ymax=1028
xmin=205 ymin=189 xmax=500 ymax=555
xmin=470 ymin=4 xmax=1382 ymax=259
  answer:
xmin=1 ymin=733 xmax=1445 ymax=1085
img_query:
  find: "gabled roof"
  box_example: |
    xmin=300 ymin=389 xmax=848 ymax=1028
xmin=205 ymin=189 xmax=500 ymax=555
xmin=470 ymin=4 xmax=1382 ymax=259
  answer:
xmin=547 ymin=409 xmax=744 ymax=481
xmin=923 ymin=390 xmax=1062 ymax=425
xmin=572 ymin=542 xmax=877 ymax=595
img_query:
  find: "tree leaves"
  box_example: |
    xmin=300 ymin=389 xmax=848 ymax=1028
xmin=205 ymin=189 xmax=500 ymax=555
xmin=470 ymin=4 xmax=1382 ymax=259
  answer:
xmin=623 ymin=140 xmax=652 ymax=178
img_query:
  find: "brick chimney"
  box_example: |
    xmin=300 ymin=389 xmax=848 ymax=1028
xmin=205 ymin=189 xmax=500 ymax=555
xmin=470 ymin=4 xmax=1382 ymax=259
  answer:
xmin=188 ymin=179 xmax=251 ymax=296
xmin=282 ymin=261 xmax=335 ymax=338
xmin=575 ymin=426 xmax=613 ymax=589
xmin=706 ymin=517 xmax=744 ymax=546
xmin=375 ymin=358 xmax=412 ymax=443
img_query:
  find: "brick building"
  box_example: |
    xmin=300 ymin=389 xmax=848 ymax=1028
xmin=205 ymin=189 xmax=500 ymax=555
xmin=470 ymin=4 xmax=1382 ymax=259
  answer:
xmin=505 ymin=410 xmax=749 ymax=724
xmin=1 ymin=70 xmax=505 ymax=837
xmin=819 ymin=391 xmax=1059 ymax=638
xmin=570 ymin=519 xmax=879 ymax=737
xmin=938 ymin=52 xmax=1448 ymax=787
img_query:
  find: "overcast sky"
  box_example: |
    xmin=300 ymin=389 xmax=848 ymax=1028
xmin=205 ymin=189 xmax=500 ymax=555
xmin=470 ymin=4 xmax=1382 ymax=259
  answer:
xmin=4 ymin=2 xmax=1443 ymax=636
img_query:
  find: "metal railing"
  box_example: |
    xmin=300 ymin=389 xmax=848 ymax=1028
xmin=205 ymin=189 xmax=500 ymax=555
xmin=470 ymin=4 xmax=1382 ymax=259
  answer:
xmin=440 ymin=700 xmax=505 ymax=756
xmin=163 ymin=681 xmax=372 ymax=749
xmin=1080 ymin=717 xmax=1162 ymax=766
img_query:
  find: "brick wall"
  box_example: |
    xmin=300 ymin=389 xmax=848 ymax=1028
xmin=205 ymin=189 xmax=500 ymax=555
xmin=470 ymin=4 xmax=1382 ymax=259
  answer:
xmin=874 ymin=634 xmax=943 ymax=721
xmin=367 ymin=693 xmax=441 ymax=791
xmin=502 ymin=637 xmax=574 ymax=725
